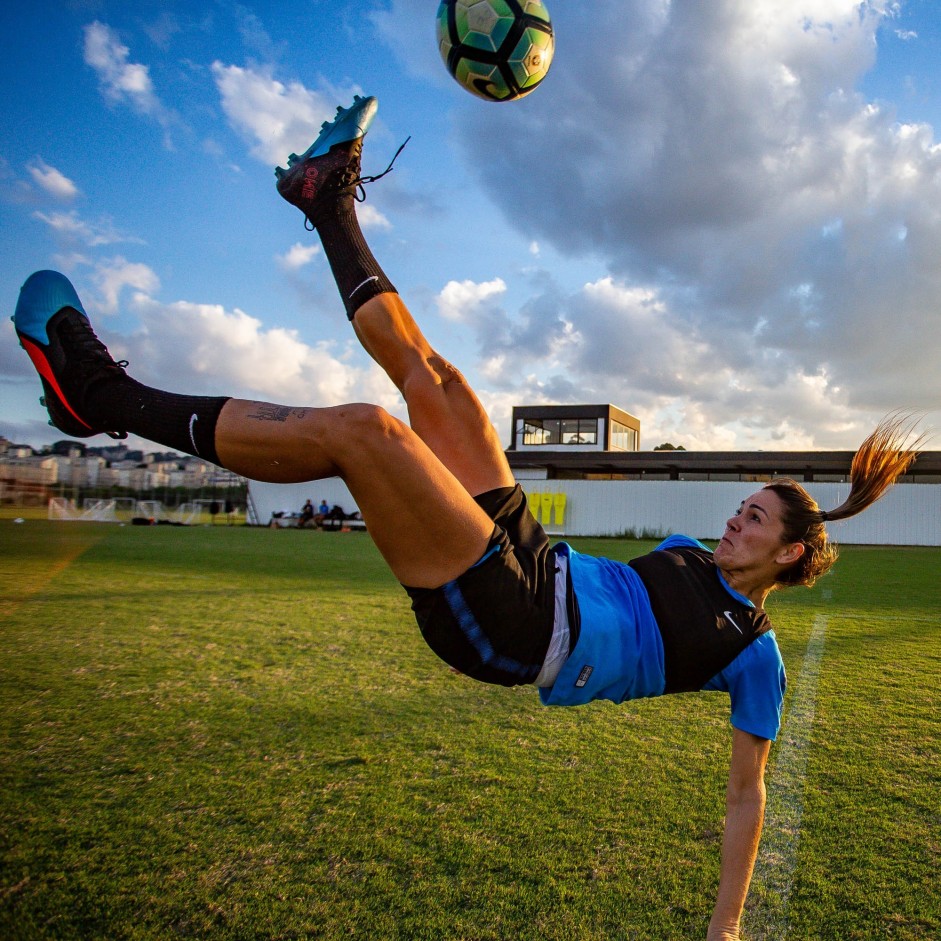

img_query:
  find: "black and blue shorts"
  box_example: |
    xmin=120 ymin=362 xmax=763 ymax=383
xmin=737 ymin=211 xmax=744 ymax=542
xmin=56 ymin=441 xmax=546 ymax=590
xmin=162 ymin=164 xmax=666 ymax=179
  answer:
xmin=403 ymin=484 xmax=557 ymax=687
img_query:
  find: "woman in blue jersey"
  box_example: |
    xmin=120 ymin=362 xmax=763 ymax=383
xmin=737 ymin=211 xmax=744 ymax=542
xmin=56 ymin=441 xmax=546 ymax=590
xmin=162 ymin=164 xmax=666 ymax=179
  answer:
xmin=14 ymin=97 xmax=920 ymax=941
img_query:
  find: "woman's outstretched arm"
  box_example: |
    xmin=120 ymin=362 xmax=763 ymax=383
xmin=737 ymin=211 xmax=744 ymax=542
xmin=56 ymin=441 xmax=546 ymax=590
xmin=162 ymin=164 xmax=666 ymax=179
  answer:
xmin=707 ymin=728 xmax=770 ymax=941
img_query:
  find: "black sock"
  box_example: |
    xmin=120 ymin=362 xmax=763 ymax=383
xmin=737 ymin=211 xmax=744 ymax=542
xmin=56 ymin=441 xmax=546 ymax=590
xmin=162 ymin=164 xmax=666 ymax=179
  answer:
xmin=85 ymin=379 xmax=230 ymax=466
xmin=316 ymin=198 xmax=397 ymax=320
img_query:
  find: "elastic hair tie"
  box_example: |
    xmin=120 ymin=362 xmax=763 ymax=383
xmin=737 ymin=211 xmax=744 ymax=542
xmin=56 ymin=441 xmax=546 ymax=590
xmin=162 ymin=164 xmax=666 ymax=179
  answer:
xmin=820 ymin=510 xmax=829 ymax=522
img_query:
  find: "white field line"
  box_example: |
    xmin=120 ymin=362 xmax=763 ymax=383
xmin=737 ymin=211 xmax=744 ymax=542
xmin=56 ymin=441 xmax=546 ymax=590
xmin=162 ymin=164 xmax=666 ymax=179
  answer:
xmin=747 ymin=613 xmax=828 ymax=940
xmin=836 ymin=613 xmax=937 ymax=624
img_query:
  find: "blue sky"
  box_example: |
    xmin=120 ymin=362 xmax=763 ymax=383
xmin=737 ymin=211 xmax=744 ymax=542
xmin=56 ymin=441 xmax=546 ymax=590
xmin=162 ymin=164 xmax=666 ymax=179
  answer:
xmin=2 ymin=0 xmax=941 ymax=453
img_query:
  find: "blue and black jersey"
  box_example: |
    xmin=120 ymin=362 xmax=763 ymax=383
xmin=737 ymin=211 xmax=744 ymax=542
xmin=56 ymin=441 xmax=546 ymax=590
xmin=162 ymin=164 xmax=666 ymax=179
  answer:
xmin=540 ymin=536 xmax=786 ymax=741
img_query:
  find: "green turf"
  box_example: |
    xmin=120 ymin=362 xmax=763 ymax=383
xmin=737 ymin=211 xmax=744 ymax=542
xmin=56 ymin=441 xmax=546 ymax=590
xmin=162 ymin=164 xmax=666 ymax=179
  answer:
xmin=1 ymin=521 xmax=938 ymax=939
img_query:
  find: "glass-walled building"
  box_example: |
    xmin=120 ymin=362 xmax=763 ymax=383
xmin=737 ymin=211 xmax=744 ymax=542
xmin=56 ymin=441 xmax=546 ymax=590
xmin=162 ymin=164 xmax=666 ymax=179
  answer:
xmin=510 ymin=404 xmax=641 ymax=453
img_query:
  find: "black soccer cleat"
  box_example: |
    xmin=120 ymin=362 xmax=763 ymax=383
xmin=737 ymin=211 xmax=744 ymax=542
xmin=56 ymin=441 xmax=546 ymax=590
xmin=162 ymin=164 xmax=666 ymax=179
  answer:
xmin=275 ymin=94 xmax=378 ymax=227
xmin=13 ymin=270 xmax=129 ymax=439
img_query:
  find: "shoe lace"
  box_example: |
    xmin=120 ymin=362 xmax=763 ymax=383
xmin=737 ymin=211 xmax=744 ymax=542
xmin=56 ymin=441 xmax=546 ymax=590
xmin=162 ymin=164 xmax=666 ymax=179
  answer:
xmin=60 ymin=316 xmax=128 ymax=374
xmin=59 ymin=315 xmax=130 ymax=439
xmin=353 ymin=136 xmax=411 ymax=195
xmin=303 ymin=137 xmax=411 ymax=231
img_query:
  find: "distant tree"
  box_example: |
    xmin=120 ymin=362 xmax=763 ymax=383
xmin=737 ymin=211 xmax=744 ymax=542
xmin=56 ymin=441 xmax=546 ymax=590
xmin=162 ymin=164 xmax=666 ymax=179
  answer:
xmin=51 ymin=440 xmax=86 ymax=456
xmin=654 ymin=442 xmax=687 ymax=451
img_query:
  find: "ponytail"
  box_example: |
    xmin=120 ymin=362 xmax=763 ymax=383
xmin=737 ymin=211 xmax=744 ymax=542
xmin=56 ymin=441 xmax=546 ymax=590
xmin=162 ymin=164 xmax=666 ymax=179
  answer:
xmin=822 ymin=412 xmax=924 ymax=522
xmin=764 ymin=412 xmax=924 ymax=588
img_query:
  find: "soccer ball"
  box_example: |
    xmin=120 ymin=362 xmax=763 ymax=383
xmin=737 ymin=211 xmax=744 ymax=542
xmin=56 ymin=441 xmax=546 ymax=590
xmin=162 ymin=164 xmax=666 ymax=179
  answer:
xmin=436 ymin=0 xmax=555 ymax=102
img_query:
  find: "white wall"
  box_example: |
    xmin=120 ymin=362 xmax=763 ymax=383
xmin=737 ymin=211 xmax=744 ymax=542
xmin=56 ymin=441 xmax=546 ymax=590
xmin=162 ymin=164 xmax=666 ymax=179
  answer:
xmin=520 ymin=480 xmax=941 ymax=546
xmin=249 ymin=478 xmax=358 ymax=524
xmin=248 ymin=478 xmax=941 ymax=545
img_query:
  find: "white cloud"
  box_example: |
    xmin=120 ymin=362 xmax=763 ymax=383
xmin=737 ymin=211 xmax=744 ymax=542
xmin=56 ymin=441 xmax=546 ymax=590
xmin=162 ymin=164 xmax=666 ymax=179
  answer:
xmin=357 ymin=203 xmax=392 ymax=231
xmin=31 ymin=210 xmax=143 ymax=248
xmin=91 ymin=258 xmax=161 ymax=315
xmin=82 ymin=21 xmax=181 ymax=147
xmin=27 ymin=159 xmax=80 ymax=199
xmin=436 ymin=278 xmax=506 ymax=321
xmin=277 ymin=242 xmax=320 ymax=271
xmin=212 ymin=62 xmax=361 ymax=167
xmin=49 ymin=251 xmax=93 ymax=273
xmin=444 ymin=263 xmax=915 ymax=451
xmin=121 ymin=294 xmax=404 ymax=412
xmin=83 ymin=21 xmax=161 ymax=115
xmin=446 ymin=0 xmax=941 ymax=448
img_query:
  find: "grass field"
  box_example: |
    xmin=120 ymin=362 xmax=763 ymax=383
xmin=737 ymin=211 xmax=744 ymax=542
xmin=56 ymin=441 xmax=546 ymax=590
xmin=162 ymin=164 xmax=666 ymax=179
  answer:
xmin=1 ymin=519 xmax=939 ymax=940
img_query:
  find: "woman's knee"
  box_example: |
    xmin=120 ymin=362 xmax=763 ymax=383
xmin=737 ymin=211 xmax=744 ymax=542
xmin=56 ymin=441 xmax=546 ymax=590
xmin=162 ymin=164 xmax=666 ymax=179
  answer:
xmin=319 ymin=402 xmax=411 ymax=455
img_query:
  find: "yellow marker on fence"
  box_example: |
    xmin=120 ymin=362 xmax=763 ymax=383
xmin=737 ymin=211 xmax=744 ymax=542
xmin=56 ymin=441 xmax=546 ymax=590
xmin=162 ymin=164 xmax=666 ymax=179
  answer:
xmin=540 ymin=492 xmax=554 ymax=525
xmin=527 ymin=491 xmax=541 ymax=521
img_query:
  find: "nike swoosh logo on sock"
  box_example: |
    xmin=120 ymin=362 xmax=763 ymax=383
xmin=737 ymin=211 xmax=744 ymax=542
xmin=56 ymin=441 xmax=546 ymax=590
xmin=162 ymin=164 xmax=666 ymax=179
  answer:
xmin=349 ymin=275 xmax=379 ymax=299
xmin=189 ymin=413 xmax=201 ymax=457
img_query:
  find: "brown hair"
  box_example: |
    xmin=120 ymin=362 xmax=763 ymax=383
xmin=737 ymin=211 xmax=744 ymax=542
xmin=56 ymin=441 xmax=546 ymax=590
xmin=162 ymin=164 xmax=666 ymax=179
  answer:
xmin=763 ymin=413 xmax=924 ymax=588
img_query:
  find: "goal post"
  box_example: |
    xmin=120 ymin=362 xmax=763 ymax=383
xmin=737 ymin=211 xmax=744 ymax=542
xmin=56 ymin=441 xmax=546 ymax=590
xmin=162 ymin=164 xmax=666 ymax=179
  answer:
xmin=49 ymin=498 xmax=119 ymax=522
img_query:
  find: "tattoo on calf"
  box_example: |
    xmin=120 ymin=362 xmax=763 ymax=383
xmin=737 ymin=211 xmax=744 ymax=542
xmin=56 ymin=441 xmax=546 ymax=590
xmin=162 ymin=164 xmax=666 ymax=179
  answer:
xmin=246 ymin=404 xmax=309 ymax=423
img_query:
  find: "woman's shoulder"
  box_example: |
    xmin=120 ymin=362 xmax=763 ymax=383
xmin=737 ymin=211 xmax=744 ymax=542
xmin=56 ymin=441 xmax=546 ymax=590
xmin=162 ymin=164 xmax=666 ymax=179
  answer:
xmin=704 ymin=630 xmax=785 ymax=695
xmin=732 ymin=630 xmax=783 ymax=672
xmin=652 ymin=534 xmax=712 ymax=553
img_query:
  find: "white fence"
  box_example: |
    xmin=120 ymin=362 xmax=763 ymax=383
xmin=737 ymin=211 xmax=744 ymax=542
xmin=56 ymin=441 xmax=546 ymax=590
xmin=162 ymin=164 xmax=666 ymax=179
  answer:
xmin=520 ymin=480 xmax=941 ymax=546
xmin=248 ymin=478 xmax=941 ymax=546
xmin=248 ymin=479 xmax=361 ymax=526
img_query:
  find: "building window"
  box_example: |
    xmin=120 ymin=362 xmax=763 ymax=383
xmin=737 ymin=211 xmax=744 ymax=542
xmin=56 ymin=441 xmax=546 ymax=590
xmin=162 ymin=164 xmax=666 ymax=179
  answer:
xmin=523 ymin=418 xmax=597 ymax=446
xmin=610 ymin=421 xmax=637 ymax=451
xmin=562 ymin=418 xmax=598 ymax=445
xmin=523 ymin=419 xmax=558 ymax=445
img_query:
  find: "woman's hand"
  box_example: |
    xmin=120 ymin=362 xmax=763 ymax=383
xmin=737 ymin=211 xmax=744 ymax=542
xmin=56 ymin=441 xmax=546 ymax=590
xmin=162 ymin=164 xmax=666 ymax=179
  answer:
xmin=706 ymin=927 xmax=740 ymax=941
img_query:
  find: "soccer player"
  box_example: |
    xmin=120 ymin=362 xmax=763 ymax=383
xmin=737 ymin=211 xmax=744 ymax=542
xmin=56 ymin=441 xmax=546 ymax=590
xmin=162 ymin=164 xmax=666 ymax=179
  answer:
xmin=13 ymin=96 xmax=919 ymax=941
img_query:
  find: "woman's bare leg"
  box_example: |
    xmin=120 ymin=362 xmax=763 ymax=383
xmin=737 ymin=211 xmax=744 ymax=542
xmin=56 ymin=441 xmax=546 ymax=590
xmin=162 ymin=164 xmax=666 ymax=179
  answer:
xmin=215 ymin=398 xmax=494 ymax=588
xmin=351 ymin=292 xmax=515 ymax=497
xmin=274 ymin=98 xmax=513 ymax=498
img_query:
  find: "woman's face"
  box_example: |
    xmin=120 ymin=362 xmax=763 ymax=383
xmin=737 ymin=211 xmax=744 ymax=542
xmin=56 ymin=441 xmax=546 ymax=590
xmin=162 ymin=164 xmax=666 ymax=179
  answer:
xmin=713 ymin=488 xmax=800 ymax=579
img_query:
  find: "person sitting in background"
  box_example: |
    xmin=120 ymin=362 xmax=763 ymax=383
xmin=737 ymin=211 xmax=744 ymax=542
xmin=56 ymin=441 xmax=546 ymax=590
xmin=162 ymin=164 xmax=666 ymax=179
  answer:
xmin=298 ymin=499 xmax=315 ymax=528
